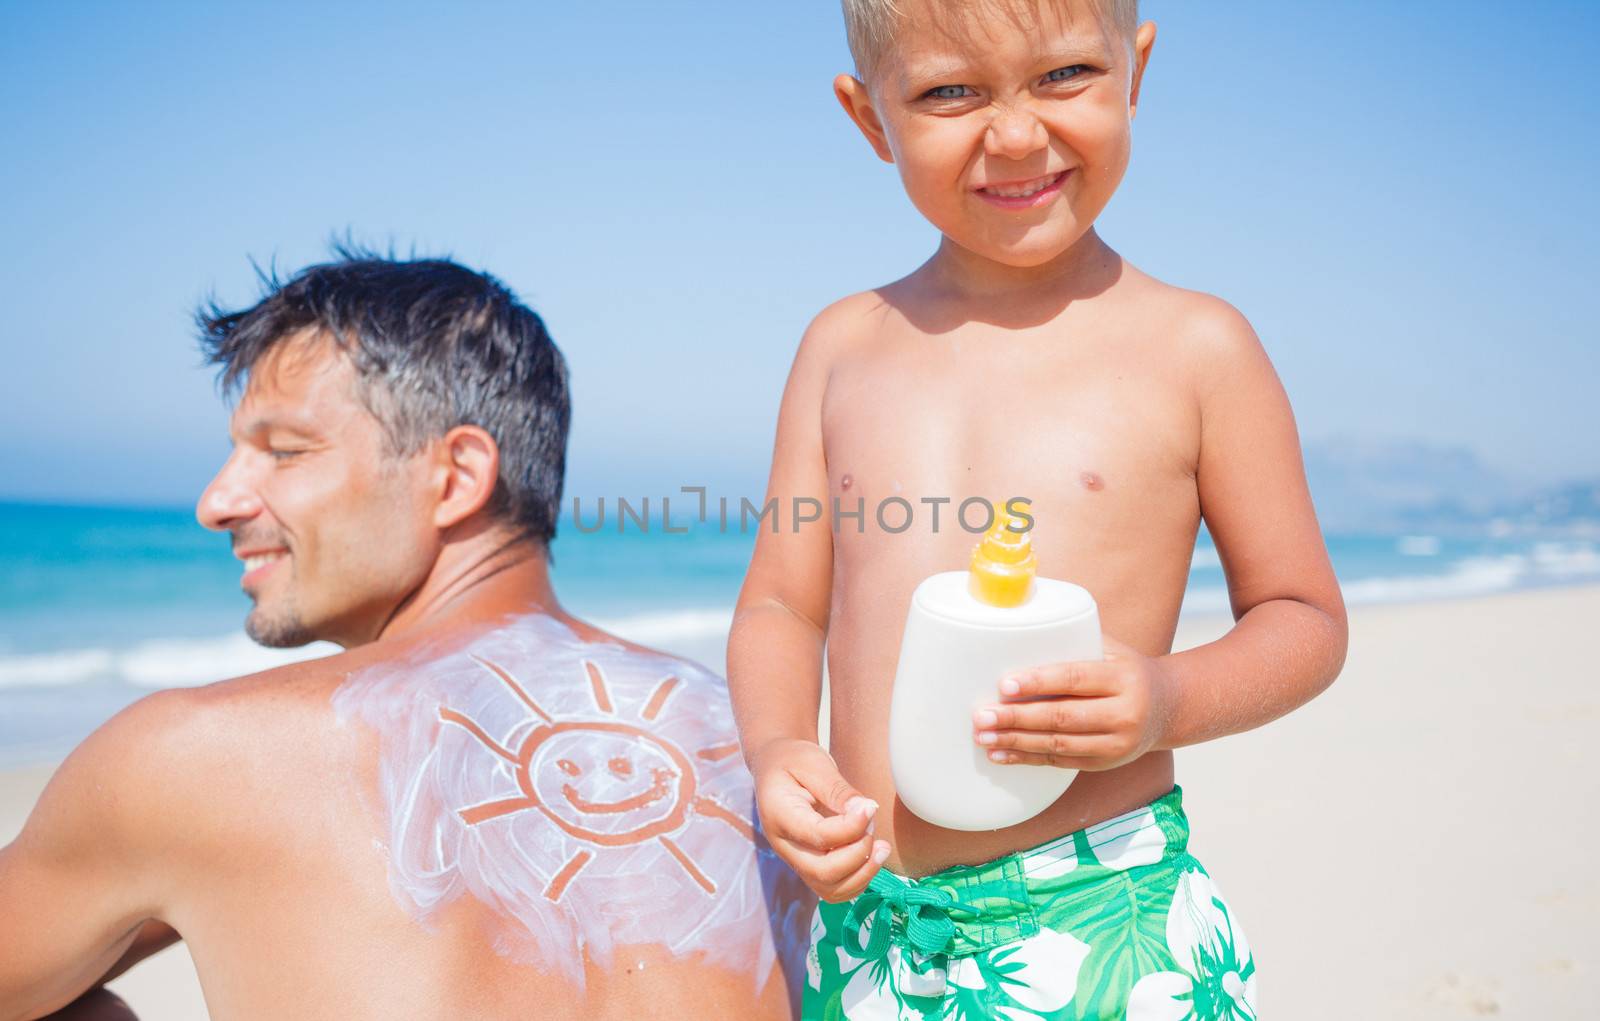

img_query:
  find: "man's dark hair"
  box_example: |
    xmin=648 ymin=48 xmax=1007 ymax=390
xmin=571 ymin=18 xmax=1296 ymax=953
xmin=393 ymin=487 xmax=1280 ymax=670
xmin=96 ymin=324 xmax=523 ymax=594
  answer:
xmin=199 ymin=247 xmax=570 ymax=547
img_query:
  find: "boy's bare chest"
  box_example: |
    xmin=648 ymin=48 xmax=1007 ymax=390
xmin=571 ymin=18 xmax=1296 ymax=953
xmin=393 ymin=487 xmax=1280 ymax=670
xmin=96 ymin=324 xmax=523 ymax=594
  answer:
xmin=819 ymin=331 xmax=1199 ymax=524
xmin=816 ymin=322 xmax=1205 ymax=651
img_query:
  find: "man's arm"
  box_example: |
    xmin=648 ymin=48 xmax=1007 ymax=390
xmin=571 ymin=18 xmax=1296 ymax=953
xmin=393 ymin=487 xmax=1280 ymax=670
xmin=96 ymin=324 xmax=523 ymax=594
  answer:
xmin=28 ymin=924 xmax=180 ymax=1021
xmin=86 ymin=923 xmax=180 ymax=988
xmin=33 ymin=989 xmax=141 ymax=1021
xmin=0 ymin=693 xmax=194 ymax=1021
xmin=727 ymin=299 xmax=887 ymax=901
xmin=974 ymin=300 xmax=1348 ymax=766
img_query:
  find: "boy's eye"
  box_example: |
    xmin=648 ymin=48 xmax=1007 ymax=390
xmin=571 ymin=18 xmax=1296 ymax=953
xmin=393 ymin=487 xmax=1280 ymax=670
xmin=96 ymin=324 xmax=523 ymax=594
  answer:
xmin=924 ymin=84 xmax=976 ymax=101
xmin=1043 ymin=65 xmax=1091 ymax=84
xmin=268 ymin=448 xmax=306 ymax=462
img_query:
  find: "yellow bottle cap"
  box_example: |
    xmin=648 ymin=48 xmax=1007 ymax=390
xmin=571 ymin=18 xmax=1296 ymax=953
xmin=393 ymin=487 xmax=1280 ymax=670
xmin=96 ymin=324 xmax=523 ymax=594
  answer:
xmin=968 ymin=509 xmax=1037 ymax=607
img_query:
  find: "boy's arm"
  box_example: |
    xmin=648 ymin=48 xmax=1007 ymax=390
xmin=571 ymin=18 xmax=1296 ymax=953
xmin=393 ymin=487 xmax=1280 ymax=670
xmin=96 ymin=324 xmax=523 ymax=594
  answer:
xmin=728 ymin=304 xmax=888 ymax=899
xmin=0 ymin=694 xmax=193 ymax=1021
xmin=1155 ymin=302 xmax=1348 ymax=745
xmin=975 ymin=303 xmax=1348 ymax=765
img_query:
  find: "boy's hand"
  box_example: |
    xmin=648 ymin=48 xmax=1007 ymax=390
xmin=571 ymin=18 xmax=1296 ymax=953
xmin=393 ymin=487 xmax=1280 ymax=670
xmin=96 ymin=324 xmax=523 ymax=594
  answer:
xmin=972 ymin=636 xmax=1176 ymax=770
xmin=748 ymin=738 xmax=891 ymax=902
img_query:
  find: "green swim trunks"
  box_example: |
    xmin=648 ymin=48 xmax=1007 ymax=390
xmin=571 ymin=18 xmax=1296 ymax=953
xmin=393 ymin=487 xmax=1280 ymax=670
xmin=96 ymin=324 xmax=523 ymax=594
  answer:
xmin=803 ymin=787 xmax=1256 ymax=1020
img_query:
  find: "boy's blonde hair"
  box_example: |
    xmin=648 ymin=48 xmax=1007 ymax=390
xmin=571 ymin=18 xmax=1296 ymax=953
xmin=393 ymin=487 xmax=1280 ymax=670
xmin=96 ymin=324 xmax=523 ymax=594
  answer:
xmin=842 ymin=0 xmax=1139 ymax=79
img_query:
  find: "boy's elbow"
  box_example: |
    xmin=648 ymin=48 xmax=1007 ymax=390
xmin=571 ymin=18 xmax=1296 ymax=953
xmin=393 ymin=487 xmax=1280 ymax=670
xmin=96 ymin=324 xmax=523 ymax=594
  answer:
xmin=1312 ymin=597 xmax=1350 ymax=693
xmin=732 ymin=593 xmax=827 ymax=643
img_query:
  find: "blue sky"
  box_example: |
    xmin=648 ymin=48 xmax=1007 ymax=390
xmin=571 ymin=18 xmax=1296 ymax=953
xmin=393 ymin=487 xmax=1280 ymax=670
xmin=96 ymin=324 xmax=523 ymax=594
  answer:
xmin=1 ymin=0 xmax=1595 ymax=507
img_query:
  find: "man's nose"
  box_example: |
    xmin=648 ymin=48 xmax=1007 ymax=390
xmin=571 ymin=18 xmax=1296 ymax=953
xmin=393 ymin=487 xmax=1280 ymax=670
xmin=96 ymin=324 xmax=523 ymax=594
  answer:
xmin=984 ymin=107 xmax=1048 ymax=161
xmin=196 ymin=454 xmax=261 ymax=532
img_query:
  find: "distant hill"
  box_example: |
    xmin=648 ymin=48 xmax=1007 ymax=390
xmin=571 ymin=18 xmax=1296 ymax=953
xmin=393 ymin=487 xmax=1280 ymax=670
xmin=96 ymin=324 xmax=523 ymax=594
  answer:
xmin=1303 ymin=437 xmax=1599 ymax=537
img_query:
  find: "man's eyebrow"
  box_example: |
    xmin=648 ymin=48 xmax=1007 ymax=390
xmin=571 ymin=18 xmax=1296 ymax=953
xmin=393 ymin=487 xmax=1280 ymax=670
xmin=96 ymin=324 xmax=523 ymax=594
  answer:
xmin=236 ymin=415 xmax=322 ymax=440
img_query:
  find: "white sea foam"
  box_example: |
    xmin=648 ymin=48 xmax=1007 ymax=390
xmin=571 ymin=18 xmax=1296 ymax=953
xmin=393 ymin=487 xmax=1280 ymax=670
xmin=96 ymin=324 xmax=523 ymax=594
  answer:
xmin=1339 ymin=554 xmax=1529 ymax=604
xmin=1182 ymin=543 xmax=1600 ymax=616
xmin=6 ymin=541 xmax=1599 ymax=692
xmin=592 ymin=607 xmax=733 ymax=644
xmin=1530 ymin=541 xmax=1600 ymax=576
xmin=0 ymin=633 xmax=336 ymax=691
xmin=1397 ymin=535 xmax=1442 ymax=557
xmin=0 ymin=649 xmax=115 ymax=688
xmin=119 ymin=634 xmax=339 ymax=688
xmin=0 ymin=615 xmax=732 ymax=693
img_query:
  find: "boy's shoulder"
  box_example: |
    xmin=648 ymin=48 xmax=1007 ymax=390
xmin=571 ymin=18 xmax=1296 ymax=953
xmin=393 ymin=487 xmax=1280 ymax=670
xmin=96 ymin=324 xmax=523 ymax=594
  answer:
xmin=1114 ymin=266 xmax=1272 ymax=388
xmin=799 ymin=287 xmax=895 ymax=349
xmin=802 ymin=267 xmax=1263 ymax=363
xmin=778 ymin=288 xmax=898 ymax=388
xmin=1119 ymin=264 xmax=1257 ymax=341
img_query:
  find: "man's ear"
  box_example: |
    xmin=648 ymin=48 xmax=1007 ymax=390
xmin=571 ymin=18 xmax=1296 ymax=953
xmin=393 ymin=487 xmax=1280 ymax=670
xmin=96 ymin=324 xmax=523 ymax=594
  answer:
xmin=430 ymin=425 xmax=501 ymax=530
xmin=834 ymin=73 xmax=896 ymax=164
xmin=1128 ymin=21 xmax=1157 ymax=120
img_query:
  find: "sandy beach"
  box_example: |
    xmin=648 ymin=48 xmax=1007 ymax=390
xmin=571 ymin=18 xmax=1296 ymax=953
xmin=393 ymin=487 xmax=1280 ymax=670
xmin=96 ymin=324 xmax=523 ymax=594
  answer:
xmin=3 ymin=584 xmax=1595 ymax=1018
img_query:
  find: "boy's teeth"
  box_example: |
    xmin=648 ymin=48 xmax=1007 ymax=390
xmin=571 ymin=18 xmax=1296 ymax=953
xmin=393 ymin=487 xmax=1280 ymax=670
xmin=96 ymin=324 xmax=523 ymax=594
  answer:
xmin=244 ymin=553 xmax=285 ymax=572
xmin=985 ymin=174 xmax=1059 ymax=198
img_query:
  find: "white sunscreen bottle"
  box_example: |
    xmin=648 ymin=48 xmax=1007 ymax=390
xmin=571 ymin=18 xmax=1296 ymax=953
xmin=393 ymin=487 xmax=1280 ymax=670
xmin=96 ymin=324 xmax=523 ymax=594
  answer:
xmin=889 ymin=512 xmax=1102 ymax=831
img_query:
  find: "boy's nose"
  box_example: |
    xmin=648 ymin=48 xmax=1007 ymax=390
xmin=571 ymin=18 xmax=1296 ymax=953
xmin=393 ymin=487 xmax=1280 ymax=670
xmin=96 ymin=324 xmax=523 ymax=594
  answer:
xmin=196 ymin=452 xmax=262 ymax=532
xmin=983 ymin=109 xmax=1048 ymax=160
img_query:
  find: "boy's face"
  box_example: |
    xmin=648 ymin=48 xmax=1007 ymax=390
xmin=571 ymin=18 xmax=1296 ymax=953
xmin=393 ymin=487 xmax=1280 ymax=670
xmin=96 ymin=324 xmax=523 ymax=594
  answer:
xmin=837 ymin=1 xmax=1156 ymax=269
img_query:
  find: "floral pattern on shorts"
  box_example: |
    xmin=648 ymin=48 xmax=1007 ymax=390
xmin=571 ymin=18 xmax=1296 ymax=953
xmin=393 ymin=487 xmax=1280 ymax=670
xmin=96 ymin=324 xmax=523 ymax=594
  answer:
xmin=803 ymin=788 xmax=1257 ymax=1020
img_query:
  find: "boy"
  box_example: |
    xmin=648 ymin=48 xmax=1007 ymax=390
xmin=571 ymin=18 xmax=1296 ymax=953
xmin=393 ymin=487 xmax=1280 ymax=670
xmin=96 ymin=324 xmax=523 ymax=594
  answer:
xmin=727 ymin=1 xmax=1347 ymax=1017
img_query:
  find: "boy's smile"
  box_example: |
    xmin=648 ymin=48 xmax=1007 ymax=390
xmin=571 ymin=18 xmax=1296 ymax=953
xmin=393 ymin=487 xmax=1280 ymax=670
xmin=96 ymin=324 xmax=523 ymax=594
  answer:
xmin=835 ymin=0 xmax=1156 ymax=270
xmin=974 ymin=169 xmax=1072 ymax=209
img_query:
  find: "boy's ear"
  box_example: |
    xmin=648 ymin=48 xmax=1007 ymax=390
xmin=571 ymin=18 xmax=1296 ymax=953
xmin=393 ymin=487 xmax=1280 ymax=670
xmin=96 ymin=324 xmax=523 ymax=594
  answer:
xmin=834 ymin=74 xmax=895 ymax=164
xmin=429 ymin=424 xmax=501 ymax=531
xmin=1128 ymin=21 xmax=1158 ymax=120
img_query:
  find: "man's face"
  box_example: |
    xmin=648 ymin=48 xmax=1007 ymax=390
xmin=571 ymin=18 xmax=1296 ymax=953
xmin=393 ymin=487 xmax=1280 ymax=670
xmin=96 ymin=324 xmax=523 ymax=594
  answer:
xmin=196 ymin=335 xmax=438 ymax=648
xmin=858 ymin=1 xmax=1151 ymax=267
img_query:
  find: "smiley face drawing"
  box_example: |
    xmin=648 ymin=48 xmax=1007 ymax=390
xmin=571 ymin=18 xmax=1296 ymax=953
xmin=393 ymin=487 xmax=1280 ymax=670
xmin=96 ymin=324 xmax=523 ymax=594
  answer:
xmin=438 ymin=654 xmax=752 ymax=901
xmin=333 ymin=616 xmax=803 ymax=984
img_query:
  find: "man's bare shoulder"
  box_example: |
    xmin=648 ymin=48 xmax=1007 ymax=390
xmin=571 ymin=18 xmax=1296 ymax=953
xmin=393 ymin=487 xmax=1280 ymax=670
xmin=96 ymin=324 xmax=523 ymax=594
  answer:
xmin=14 ymin=647 xmax=360 ymax=879
xmin=125 ymin=644 xmax=373 ymax=750
xmin=53 ymin=645 xmax=385 ymax=816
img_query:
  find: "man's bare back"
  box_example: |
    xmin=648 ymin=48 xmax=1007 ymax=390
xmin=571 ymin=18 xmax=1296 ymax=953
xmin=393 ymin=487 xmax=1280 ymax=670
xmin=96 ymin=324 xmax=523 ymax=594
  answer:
xmin=0 ymin=254 xmax=811 ymax=1019
xmin=6 ymin=609 xmax=802 ymax=1019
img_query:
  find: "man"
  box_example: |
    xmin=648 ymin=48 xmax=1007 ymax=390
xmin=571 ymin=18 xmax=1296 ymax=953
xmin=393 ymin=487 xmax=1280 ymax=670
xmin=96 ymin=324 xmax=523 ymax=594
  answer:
xmin=0 ymin=253 xmax=809 ymax=1020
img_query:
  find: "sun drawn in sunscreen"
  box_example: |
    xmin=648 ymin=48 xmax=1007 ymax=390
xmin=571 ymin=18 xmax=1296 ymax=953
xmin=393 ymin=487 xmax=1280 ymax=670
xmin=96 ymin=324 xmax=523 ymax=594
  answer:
xmin=332 ymin=614 xmax=809 ymax=988
xmin=439 ymin=654 xmax=752 ymax=900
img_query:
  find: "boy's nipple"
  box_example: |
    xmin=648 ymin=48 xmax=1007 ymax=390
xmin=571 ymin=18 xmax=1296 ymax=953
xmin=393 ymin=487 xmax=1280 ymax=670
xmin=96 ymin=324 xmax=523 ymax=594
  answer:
xmin=968 ymin=511 xmax=1037 ymax=607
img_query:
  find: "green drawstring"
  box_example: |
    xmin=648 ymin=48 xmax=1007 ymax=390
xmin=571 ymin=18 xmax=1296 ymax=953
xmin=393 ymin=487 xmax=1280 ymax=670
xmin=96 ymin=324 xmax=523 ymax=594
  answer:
xmin=841 ymin=871 xmax=970 ymax=960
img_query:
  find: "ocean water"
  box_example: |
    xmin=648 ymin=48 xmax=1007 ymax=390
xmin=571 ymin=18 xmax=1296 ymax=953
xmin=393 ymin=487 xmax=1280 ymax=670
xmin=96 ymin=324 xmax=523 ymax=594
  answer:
xmin=2 ymin=500 xmax=1597 ymax=765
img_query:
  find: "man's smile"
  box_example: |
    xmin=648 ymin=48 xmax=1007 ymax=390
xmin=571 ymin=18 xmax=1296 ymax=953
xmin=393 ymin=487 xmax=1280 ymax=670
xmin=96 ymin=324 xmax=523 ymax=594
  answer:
xmin=237 ymin=548 xmax=289 ymax=588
